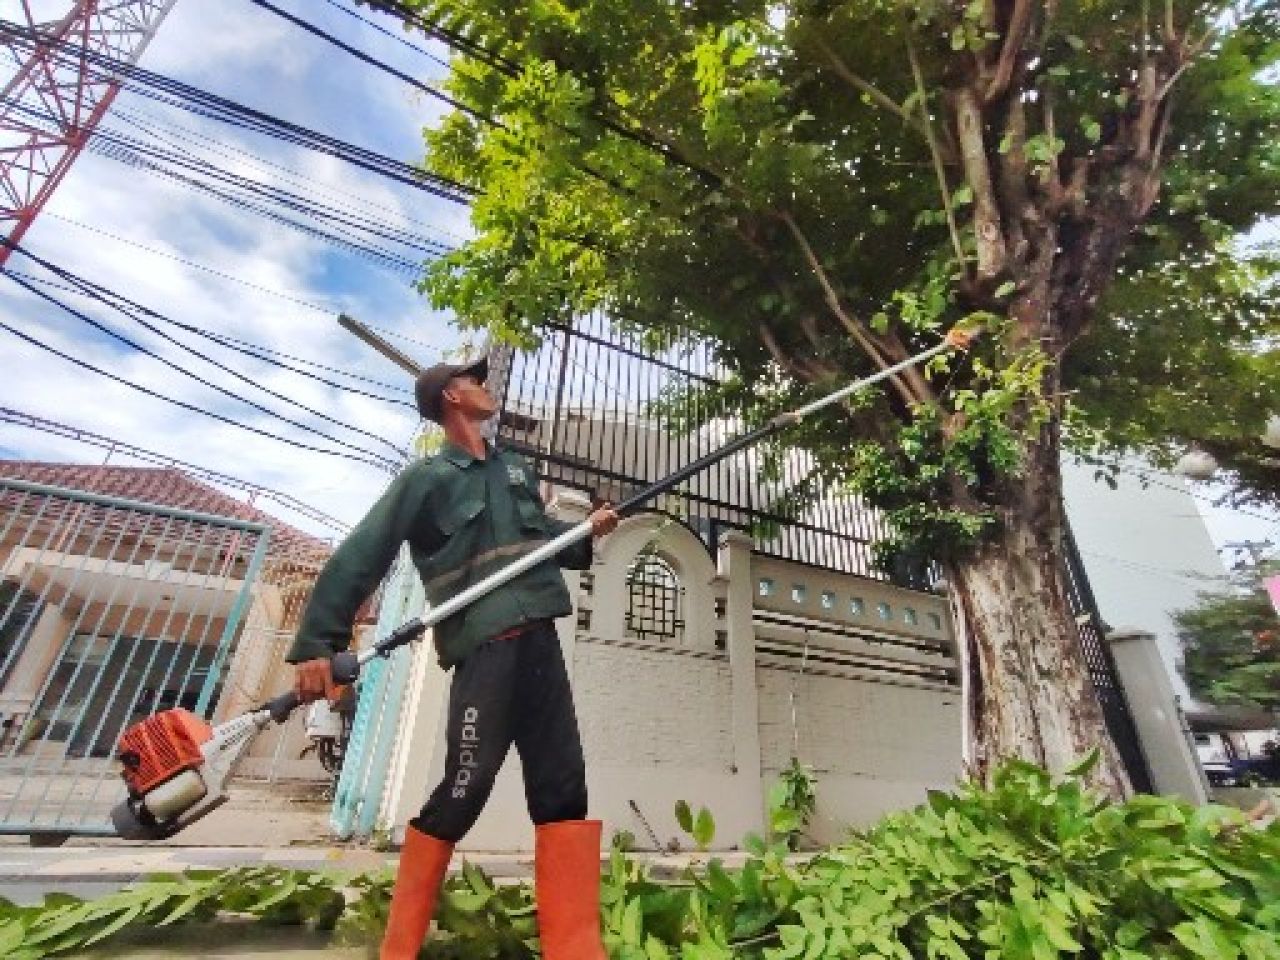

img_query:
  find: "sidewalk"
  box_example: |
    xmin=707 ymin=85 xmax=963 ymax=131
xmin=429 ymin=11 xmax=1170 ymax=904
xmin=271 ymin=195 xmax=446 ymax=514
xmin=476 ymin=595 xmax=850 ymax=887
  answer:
xmin=0 ymin=841 xmax=744 ymax=884
xmin=0 ymin=843 xmax=539 ymax=884
xmin=4 ymin=838 xmax=745 ymax=958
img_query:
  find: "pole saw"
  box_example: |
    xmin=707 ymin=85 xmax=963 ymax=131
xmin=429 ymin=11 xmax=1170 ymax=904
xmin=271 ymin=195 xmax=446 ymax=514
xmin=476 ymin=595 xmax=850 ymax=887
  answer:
xmin=109 ymin=325 xmax=975 ymax=840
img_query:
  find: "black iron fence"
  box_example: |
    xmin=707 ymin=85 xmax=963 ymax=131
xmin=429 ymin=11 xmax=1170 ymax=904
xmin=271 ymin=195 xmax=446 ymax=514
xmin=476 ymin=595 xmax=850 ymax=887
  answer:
xmin=491 ymin=314 xmax=1156 ymax=792
xmin=491 ymin=314 xmax=901 ymax=583
xmin=1063 ymin=523 xmax=1157 ymax=793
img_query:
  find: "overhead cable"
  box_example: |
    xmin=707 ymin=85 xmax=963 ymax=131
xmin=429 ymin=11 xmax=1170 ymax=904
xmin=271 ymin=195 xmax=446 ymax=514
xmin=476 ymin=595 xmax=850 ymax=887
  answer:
xmin=2 ymin=265 xmax=404 ymax=471
xmin=7 ymin=250 xmax=419 ymax=428
xmin=0 ymin=19 xmax=476 ymax=204
xmin=7 ymin=268 xmax=420 ymax=406
xmin=318 ymin=0 xmax=450 ymax=70
xmin=0 ymin=319 xmax=395 ymax=473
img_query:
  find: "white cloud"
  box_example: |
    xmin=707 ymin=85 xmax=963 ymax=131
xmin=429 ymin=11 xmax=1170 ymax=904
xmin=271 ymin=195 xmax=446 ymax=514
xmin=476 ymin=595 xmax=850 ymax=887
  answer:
xmin=0 ymin=0 xmax=474 ymax=536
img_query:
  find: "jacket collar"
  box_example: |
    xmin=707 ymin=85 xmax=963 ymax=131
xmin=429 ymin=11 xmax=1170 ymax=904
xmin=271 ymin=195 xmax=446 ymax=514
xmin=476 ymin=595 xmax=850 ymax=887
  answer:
xmin=441 ymin=440 xmax=493 ymax=468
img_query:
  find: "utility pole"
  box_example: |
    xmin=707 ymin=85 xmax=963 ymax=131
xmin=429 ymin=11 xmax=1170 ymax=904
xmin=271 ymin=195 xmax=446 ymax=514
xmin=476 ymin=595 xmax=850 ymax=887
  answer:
xmin=0 ymin=1 xmax=181 ymax=267
xmin=337 ymin=313 xmax=425 ymax=377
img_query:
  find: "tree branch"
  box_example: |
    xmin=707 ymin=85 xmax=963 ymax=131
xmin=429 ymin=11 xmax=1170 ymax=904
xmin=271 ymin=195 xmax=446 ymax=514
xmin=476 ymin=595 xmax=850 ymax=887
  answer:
xmin=806 ymin=30 xmax=953 ymax=156
xmin=995 ymin=95 xmax=1032 ymax=263
xmin=905 ymin=29 xmax=968 ymax=272
xmin=777 ymin=212 xmax=934 ymax=407
xmin=954 ymin=86 xmax=1009 ymax=281
xmin=983 ymin=0 xmax=1035 ymax=105
xmin=807 ymin=32 xmax=915 ymax=127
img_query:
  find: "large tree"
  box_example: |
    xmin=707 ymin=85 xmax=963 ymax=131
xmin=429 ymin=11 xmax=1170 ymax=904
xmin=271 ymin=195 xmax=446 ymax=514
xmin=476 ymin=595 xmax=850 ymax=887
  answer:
xmin=385 ymin=0 xmax=1280 ymax=794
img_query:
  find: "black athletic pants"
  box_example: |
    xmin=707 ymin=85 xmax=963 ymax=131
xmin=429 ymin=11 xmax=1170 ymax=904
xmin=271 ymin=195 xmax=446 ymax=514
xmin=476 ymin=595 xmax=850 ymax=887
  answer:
xmin=410 ymin=620 xmax=588 ymax=842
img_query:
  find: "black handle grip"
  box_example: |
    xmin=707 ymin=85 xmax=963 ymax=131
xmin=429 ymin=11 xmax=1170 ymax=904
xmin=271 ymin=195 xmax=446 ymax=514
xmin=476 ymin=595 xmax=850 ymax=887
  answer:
xmin=331 ymin=651 xmax=360 ymax=684
xmin=373 ymin=618 xmax=427 ymax=657
xmin=266 ymin=690 xmax=301 ymax=724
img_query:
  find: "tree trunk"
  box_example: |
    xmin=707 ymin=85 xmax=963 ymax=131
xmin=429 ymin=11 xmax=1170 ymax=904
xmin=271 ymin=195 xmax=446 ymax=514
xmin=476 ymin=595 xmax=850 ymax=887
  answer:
xmin=944 ymin=444 xmax=1132 ymax=798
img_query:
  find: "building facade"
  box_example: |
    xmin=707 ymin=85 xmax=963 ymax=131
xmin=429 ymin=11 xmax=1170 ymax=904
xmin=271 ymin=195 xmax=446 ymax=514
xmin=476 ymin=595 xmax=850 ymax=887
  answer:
xmin=0 ymin=461 xmax=335 ymax=836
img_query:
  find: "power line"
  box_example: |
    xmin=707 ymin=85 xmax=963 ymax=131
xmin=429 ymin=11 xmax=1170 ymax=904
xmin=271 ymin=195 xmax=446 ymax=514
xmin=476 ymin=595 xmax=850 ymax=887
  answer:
xmin=1083 ymin=456 xmax=1280 ymax=526
xmin=183 ymin=327 xmax=415 ymax=397
xmin=0 ymin=406 xmax=351 ymax=535
xmin=0 ymin=19 xmax=477 ymax=203
xmin=41 ymin=213 xmax=340 ymax=315
xmin=7 ymin=249 xmax=420 ymax=425
xmin=110 ymin=102 xmax=469 ymax=244
xmin=239 ymin=1 xmax=647 ymax=200
xmin=0 ymin=318 xmax=395 ymax=473
xmin=319 ymin=0 xmax=450 ymax=71
xmin=245 ymin=0 xmax=497 ymax=128
xmin=92 ymin=138 xmax=426 ymax=275
xmin=358 ymin=0 xmax=725 ymax=186
xmin=5 ymin=265 xmax=419 ymax=409
xmin=98 ymin=110 xmax=454 ymax=254
xmin=3 ymin=263 xmax=404 ymax=470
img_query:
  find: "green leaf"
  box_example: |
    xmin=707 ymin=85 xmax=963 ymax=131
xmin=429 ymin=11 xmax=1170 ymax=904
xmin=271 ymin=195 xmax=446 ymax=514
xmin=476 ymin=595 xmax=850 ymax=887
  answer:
xmin=675 ymin=800 xmax=694 ymax=834
xmin=693 ymin=808 xmax=716 ymax=849
xmin=158 ymin=891 xmax=210 ymax=926
xmin=82 ymin=904 xmax=145 ymax=947
xmin=1064 ymin=747 xmax=1100 ymax=778
xmin=0 ymin=922 xmax=25 ymax=954
xmin=994 ymin=281 xmax=1016 ymax=298
xmin=621 ymin=896 xmax=643 ymax=944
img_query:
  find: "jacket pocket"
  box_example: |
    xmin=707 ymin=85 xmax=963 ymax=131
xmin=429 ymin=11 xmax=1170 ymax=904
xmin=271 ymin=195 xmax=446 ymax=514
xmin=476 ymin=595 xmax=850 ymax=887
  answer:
xmin=439 ymin=498 xmax=485 ymax=536
xmin=512 ymin=488 xmax=549 ymax=533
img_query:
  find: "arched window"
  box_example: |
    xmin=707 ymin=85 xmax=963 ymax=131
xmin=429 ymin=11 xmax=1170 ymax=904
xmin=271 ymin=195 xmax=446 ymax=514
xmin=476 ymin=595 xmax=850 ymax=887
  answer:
xmin=624 ymin=551 xmax=685 ymax=644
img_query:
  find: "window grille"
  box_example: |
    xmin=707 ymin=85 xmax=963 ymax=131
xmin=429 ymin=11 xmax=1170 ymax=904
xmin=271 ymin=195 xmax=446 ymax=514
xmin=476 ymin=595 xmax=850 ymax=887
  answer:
xmin=624 ymin=552 xmax=685 ymax=644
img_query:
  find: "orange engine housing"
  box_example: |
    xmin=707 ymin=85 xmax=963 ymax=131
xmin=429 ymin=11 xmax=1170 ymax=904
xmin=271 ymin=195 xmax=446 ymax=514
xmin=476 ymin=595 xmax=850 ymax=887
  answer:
xmin=116 ymin=709 xmax=213 ymax=796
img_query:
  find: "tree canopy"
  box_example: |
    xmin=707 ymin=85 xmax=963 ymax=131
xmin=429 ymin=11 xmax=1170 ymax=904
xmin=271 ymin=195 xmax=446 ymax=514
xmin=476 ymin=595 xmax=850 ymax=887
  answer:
xmin=405 ymin=0 xmax=1279 ymax=564
xmin=386 ymin=0 xmax=1280 ymax=788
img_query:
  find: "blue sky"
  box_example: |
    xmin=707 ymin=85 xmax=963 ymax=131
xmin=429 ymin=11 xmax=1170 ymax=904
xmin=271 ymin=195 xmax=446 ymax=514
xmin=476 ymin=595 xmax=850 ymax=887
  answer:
xmin=0 ymin=0 xmax=470 ymax=536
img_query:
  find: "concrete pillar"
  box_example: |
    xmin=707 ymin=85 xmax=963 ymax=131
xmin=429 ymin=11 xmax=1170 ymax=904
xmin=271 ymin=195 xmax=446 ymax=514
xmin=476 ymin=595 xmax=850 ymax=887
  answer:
xmin=213 ymin=584 xmax=282 ymax=723
xmin=717 ymin=530 xmax=764 ymax=833
xmin=1108 ymin=628 xmax=1209 ymax=804
xmin=0 ymin=603 xmax=70 ymax=722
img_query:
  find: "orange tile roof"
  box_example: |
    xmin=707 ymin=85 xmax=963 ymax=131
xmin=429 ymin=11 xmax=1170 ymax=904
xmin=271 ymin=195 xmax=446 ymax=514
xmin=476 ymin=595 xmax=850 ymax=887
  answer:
xmin=0 ymin=460 xmax=332 ymax=560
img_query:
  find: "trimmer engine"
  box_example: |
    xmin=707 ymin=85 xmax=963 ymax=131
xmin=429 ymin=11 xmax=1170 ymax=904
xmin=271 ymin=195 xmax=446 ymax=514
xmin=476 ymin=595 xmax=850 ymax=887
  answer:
xmin=118 ymin=709 xmax=211 ymax=796
xmin=111 ymin=706 xmax=274 ymax=840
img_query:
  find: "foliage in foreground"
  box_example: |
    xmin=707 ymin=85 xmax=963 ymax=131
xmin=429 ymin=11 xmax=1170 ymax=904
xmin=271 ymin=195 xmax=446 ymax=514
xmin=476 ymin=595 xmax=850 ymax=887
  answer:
xmin=2 ymin=758 xmax=1278 ymax=959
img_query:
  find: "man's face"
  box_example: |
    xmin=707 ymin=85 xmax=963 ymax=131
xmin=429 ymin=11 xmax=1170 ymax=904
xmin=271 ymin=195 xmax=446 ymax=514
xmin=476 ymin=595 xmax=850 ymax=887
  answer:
xmin=442 ymin=374 xmax=498 ymax=421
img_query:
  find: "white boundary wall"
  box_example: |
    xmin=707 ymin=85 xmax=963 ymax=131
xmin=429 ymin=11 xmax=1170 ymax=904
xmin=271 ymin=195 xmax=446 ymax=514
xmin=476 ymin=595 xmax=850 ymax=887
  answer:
xmin=381 ymin=493 xmax=962 ymax=851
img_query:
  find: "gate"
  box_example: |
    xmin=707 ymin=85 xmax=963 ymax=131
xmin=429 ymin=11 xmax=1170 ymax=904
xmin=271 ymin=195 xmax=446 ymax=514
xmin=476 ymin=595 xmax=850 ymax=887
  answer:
xmin=0 ymin=476 xmax=269 ymax=838
xmin=1063 ymin=522 xmax=1156 ymax=793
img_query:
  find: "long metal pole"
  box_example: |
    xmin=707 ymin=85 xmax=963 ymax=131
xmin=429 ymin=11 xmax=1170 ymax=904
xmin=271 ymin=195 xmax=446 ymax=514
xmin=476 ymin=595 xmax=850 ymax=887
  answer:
xmin=354 ymin=330 xmax=969 ymax=667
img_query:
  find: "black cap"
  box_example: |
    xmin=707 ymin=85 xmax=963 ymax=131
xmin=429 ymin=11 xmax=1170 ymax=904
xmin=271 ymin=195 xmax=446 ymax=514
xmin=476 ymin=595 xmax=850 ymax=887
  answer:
xmin=414 ymin=356 xmax=489 ymax=423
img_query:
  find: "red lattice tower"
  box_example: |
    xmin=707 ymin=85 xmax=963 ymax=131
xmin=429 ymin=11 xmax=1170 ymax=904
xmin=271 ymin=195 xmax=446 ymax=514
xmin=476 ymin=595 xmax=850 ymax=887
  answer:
xmin=0 ymin=0 xmax=179 ymax=268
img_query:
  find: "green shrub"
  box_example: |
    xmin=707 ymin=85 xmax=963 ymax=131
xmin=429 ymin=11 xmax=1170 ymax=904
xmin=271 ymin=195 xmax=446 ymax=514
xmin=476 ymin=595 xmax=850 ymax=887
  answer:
xmin=4 ymin=755 xmax=1277 ymax=959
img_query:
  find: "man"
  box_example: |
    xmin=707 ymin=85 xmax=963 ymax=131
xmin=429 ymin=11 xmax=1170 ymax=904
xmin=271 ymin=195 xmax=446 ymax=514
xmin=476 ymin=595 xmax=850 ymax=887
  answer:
xmin=286 ymin=356 xmax=618 ymax=959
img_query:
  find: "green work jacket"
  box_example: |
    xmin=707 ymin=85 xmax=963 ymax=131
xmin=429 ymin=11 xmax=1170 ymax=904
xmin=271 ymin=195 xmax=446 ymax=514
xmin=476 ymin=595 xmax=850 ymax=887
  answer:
xmin=285 ymin=442 xmax=589 ymax=669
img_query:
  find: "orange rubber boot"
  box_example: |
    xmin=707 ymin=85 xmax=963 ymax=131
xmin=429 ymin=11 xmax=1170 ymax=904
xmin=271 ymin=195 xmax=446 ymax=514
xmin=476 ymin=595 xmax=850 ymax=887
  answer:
xmin=534 ymin=819 xmax=607 ymax=960
xmin=380 ymin=826 xmax=454 ymax=959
